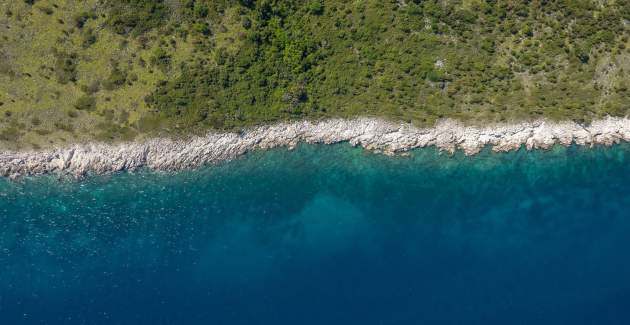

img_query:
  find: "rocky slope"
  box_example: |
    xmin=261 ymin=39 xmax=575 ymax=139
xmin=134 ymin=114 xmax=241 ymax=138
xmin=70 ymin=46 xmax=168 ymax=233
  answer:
xmin=2 ymin=117 xmax=630 ymax=178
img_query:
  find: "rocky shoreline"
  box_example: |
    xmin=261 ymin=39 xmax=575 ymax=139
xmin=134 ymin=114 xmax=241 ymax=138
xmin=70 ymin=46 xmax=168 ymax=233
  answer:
xmin=2 ymin=117 xmax=630 ymax=178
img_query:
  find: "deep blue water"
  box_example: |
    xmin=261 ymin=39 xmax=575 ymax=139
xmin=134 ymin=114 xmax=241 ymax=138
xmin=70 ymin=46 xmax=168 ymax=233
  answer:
xmin=1 ymin=143 xmax=630 ymax=324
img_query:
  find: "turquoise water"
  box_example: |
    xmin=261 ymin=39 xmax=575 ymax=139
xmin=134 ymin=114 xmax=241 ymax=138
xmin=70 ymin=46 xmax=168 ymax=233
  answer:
xmin=1 ymin=143 xmax=630 ymax=324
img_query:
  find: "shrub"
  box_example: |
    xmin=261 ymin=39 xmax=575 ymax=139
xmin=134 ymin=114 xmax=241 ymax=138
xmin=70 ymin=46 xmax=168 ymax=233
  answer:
xmin=194 ymin=23 xmax=211 ymax=36
xmin=242 ymin=17 xmax=252 ymax=29
xmin=107 ymin=0 xmax=169 ymax=35
xmin=38 ymin=6 xmax=54 ymax=15
xmin=53 ymin=50 xmax=78 ymax=84
xmin=194 ymin=4 xmax=209 ymax=18
xmin=82 ymin=28 xmax=97 ymax=48
xmin=53 ymin=121 xmax=74 ymax=133
xmin=103 ymin=68 xmax=127 ymax=90
xmin=0 ymin=127 xmax=20 ymax=142
xmin=81 ymin=80 xmax=101 ymax=94
xmin=74 ymin=12 xmax=90 ymax=28
xmin=307 ymin=0 xmax=324 ymax=15
xmin=74 ymin=95 xmax=96 ymax=110
xmin=150 ymin=48 xmax=172 ymax=73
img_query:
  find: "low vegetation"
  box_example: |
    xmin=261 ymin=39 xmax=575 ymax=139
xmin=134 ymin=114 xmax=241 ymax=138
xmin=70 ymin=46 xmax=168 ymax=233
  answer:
xmin=2 ymin=0 xmax=630 ymax=149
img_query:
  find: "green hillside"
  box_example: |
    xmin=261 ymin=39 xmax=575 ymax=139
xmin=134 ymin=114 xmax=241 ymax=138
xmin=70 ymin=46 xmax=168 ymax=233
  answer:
xmin=2 ymin=0 xmax=630 ymax=149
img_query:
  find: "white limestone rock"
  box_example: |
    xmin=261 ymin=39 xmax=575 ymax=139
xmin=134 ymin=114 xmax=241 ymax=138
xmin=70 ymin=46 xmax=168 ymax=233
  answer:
xmin=2 ymin=117 xmax=630 ymax=178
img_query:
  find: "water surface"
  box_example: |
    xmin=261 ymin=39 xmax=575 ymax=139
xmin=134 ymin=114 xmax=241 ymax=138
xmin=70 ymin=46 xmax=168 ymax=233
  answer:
xmin=1 ymin=144 xmax=630 ymax=324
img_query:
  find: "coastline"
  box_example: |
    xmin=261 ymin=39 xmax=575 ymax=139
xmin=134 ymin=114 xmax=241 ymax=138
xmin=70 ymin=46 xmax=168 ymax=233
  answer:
xmin=2 ymin=117 xmax=630 ymax=178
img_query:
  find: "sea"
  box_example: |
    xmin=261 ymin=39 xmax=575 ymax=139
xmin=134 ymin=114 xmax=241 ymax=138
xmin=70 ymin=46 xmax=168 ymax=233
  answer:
xmin=1 ymin=143 xmax=630 ymax=324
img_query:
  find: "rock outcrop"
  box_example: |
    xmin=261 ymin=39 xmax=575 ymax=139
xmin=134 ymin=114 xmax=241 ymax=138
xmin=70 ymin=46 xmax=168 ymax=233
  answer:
xmin=2 ymin=117 xmax=630 ymax=178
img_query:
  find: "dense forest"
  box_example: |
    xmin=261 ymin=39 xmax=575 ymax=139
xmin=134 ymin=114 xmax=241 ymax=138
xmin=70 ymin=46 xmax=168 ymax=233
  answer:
xmin=2 ymin=0 xmax=630 ymax=148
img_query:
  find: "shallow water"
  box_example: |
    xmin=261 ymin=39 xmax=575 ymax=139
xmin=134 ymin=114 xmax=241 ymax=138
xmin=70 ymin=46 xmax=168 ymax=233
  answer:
xmin=1 ymin=143 xmax=630 ymax=324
